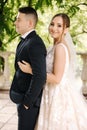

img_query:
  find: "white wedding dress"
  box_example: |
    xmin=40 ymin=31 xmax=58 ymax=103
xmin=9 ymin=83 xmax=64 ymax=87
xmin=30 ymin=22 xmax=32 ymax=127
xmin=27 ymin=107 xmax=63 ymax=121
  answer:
xmin=35 ymin=43 xmax=87 ymax=130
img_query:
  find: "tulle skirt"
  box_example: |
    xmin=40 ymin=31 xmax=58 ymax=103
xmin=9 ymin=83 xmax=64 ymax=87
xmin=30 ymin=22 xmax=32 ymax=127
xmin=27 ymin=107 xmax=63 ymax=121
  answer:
xmin=35 ymin=80 xmax=87 ymax=130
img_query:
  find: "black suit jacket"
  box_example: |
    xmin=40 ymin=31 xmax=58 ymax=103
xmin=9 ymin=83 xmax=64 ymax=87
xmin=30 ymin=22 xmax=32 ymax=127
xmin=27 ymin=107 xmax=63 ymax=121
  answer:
xmin=10 ymin=31 xmax=47 ymax=108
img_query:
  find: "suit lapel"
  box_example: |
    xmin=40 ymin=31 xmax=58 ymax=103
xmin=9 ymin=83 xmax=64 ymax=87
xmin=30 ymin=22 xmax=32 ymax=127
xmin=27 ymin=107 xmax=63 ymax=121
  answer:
xmin=15 ymin=31 xmax=36 ymax=66
xmin=16 ymin=31 xmax=36 ymax=57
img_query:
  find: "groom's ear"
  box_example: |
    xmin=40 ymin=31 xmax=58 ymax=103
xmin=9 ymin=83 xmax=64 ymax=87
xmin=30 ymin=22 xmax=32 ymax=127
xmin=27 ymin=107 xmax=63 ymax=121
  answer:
xmin=64 ymin=28 xmax=69 ymax=35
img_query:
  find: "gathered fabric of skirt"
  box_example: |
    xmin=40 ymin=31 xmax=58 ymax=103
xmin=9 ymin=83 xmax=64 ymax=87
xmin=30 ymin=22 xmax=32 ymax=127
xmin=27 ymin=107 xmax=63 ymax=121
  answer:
xmin=35 ymin=44 xmax=87 ymax=130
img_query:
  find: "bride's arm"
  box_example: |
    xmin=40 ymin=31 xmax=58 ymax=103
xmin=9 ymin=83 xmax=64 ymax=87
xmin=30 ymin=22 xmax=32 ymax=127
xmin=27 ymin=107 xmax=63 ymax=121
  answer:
xmin=18 ymin=60 xmax=32 ymax=74
xmin=18 ymin=45 xmax=66 ymax=84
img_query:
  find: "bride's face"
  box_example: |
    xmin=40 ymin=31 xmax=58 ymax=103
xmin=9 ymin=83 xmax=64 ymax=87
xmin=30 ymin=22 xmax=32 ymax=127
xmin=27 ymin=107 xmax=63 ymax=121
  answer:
xmin=48 ymin=16 xmax=66 ymax=41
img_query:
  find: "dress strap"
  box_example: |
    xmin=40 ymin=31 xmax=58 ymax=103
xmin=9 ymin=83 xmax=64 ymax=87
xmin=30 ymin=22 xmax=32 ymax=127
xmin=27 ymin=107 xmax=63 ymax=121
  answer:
xmin=57 ymin=43 xmax=67 ymax=52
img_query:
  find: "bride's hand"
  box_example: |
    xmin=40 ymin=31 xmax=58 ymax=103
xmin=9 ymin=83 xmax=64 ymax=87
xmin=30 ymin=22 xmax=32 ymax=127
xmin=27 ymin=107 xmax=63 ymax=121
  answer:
xmin=18 ymin=60 xmax=32 ymax=74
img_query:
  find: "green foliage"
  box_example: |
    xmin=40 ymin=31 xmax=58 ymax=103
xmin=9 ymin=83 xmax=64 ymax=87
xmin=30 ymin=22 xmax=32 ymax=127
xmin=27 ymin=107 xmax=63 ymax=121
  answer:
xmin=0 ymin=0 xmax=86 ymax=79
xmin=0 ymin=0 xmax=87 ymax=51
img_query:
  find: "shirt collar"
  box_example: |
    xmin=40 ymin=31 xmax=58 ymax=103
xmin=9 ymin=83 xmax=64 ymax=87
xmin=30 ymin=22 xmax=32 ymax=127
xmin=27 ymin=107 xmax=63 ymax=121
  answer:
xmin=21 ymin=29 xmax=35 ymax=39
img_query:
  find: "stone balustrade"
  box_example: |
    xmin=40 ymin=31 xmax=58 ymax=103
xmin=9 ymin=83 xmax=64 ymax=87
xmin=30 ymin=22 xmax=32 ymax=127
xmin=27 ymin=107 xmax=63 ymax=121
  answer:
xmin=77 ymin=52 xmax=87 ymax=95
xmin=0 ymin=51 xmax=87 ymax=94
xmin=0 ymin=51 xmax=14 ymax=90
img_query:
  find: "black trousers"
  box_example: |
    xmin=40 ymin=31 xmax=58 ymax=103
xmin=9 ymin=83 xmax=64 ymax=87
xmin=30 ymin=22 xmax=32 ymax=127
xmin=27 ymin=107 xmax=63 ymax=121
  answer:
xmin=17 ymin=104 xmax=39 ymax=130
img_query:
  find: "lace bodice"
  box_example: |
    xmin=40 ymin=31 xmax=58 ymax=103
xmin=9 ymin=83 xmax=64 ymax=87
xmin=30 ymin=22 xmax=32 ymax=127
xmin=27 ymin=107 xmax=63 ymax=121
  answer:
xmin=46 ymin=46 xmax=55 ymax=73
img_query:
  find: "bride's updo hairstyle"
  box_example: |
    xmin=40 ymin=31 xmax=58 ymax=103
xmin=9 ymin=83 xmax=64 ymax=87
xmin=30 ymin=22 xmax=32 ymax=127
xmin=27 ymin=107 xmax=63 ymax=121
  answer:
xmin=52 ymin=13 xmax=70 ymax=29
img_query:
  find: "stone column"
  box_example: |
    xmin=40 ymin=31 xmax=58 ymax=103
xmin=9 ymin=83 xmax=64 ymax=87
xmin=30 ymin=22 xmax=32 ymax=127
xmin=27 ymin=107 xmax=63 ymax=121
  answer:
xmin=77 ymin=52 xmax=87 ymax=95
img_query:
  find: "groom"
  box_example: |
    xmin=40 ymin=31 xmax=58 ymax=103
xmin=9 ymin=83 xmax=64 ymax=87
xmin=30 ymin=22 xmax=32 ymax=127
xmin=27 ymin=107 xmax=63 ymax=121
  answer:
xmin=10 ymin=6 xmax=47 ymax=130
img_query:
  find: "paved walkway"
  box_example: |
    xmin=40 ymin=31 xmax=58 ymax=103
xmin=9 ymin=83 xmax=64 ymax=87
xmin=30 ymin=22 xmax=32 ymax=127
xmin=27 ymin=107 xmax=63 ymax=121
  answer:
xmin=0 ymin=90 xmax=17 ymax=130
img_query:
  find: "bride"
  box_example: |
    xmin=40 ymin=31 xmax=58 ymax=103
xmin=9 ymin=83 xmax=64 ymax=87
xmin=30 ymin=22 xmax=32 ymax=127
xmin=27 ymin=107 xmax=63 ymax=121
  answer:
xmin=18 ymin=13 xmax=87 ymax=130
